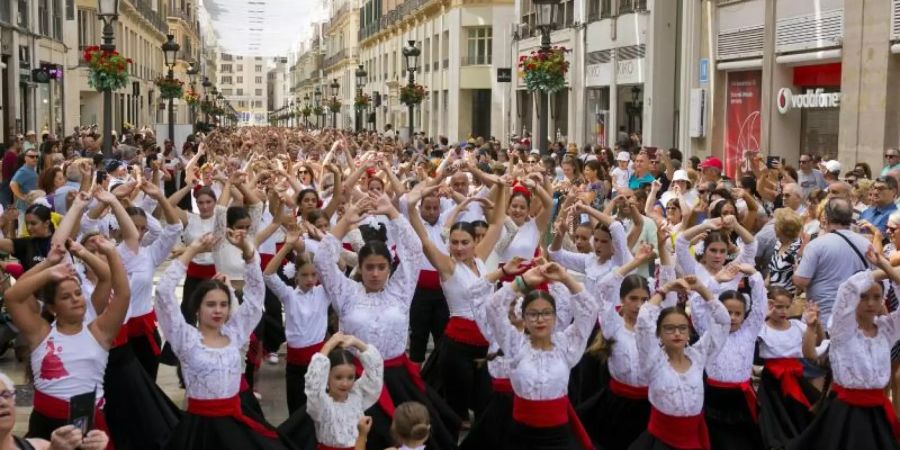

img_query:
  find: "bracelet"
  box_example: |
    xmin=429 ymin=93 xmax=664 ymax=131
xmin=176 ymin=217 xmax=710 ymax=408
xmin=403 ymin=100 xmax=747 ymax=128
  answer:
xmin=501 ymin=265 xmax=509 ymax=276
xmin=515 ymin=276 xmax=530 ymax=293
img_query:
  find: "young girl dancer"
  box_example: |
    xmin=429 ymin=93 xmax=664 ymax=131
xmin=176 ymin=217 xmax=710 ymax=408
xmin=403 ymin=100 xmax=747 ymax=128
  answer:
xmin=263 ymin=231 xmax=329 ymax=414
xmin=305 ymin=332 xmax=383 ymax=450
xmin=469 ymin=261 xmax=597 ymax=450
xmin=313 ymin=194 xmax=459 ymax=450
xmin=757 ymin=285 xmax=821 ymax=449
xmin=692 ymin=264 xmax=766 ymax=450
xmin=629 ymin=276 xmax=730 ymax=450
xmin=156 ymin=232 xmax=293 ymax=450
xmin=406 ymin=183 xmax=505 ymax=423
xmin=789 ymin=249 xmax=900 ymax=450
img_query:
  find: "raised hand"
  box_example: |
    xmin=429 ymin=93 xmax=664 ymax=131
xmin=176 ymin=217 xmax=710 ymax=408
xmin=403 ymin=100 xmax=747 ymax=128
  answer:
xmin=634 ymin=243 xmax=654 ymax=263
xmin=802 ymin=301 xmax=820 ymax=326
xmin=140 ymin=181 xmax=162 ymax=198
xmin=369 ymin=192 xmax=395 ymax=216
xmin=46 ymin=242 xmax=68 ymax=265
xmin=49 ymin=425 xmax=84 ymax=450
xmin=93 ymin=188 xmax=117 ymax=205
xmin=48 ymin=263 xmax=78 ymax=283
xmin=714 ymin=264 xmax=741 ymax=283
xmin=191 ymin=233 xmax=220 ymax=253
xmin=540 ymin=262 xmax=569 ymax=282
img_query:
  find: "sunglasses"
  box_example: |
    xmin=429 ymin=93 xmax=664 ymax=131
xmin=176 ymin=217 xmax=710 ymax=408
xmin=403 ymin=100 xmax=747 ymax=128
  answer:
xmin=886 ymin=154 xmax=898 ymax=159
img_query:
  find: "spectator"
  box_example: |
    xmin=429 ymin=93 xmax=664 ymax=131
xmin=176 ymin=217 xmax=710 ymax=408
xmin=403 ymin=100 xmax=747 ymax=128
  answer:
xmin=627 ymin=152 xmax=655 ymax=190
xmin=698 ymin=156 xmax=723 ymax=184
xmin=793 ymin=197 xmax=871 ymax=325
xmin=37 ymin=167 xmax=65 ymax=210
xmin=822 ymin=160 xmax=842 ymax=185
xmin=859 ymin=175 xmax=899 ymax=234
xmin=882 ymin=148 xmax=900 ymax=176
xmin=797 ymin=153 xmax=827 ymax=197
xmin=53 ymin=162 xmax=86 ymax=216
xmin=10 ymin=148 xmax=39 ymax=231
xmin=767 ymin=208 xmax=803 ymax=294
xmin=22 ymin=130 xmax=36 ymax=152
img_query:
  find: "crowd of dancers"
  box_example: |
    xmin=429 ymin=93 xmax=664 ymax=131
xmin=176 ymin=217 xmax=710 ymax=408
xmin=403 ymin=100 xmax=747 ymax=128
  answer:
xmin=0 ymin=126 xmax=898 ymax=450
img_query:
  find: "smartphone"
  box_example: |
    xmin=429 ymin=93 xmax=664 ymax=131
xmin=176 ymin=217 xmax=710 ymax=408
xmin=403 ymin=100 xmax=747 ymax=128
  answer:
xmin=766 ymin=156 xmax=780 ymax=169
xmin=96 ymin=170 xmax=107 ymax=184
xmin=68 ymin=390 xmax=96 ymax=435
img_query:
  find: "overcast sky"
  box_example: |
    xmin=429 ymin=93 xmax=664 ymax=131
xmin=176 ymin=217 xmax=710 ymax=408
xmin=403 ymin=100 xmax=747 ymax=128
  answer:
xmin=199 ymin=0 xmax=328 ymax=57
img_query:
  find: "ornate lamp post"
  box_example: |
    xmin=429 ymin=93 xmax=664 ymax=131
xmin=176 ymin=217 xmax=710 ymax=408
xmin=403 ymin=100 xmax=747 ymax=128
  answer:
xmin=97 ymin=0 xmax=120 ymax=158
xmin=162 ymin=34 xmax=180 ymax=144
xmin=355 ymin=64 xmax=367 ymax=133
xmin=303 ymin=93 xmax=310 ymax=128
xmin=533 ymin=0 xmax=558 ymax=155
xmin=402 ymin=40 xmax=420 ymax=143
xmin=186 ymin=62 xmax=198 ymax=128
xmin=201 ymin=76 xmax=212 ymax=124
xmin=313 ymin=86 xmax=322 ymax=129
xmin=329 ymin=78 xmax=339 ymax=129
xmin=216 ymin=93 xmax=224 ymax=125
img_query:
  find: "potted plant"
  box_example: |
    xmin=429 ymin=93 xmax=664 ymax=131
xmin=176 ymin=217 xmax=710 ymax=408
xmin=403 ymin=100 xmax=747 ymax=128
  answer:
xmin=155 ymin=76 xmax=185 ymax=99
xmin=518 ymin=46 xmax=570 ymax=93
xmin=82 ymin=45 xmax=132 ymax=92
xmin=184 ymin=88 xmax=200 ymax=107
xmin=327 ymin=98 xmax=342 ymax=113
xmin=354 ymin=93 xmax=371 ymax=110
xmin=400 ymin=84 xmax=428 ymax=105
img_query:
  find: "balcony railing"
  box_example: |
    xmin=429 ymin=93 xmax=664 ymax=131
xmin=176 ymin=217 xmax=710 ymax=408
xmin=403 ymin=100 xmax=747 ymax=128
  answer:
xmin=618 ymin=0 xmax=647 ymax=14
xmin=129 ymin=0 xmax=169 ymax=35
xmin=461 ymin=55 xmax=492 ymax=66
xmin=359 ymin=0 xmax=431 ymax=41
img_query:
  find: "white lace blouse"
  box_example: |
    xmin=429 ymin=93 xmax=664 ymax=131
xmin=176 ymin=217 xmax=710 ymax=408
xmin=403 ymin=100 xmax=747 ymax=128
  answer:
xmin=314 ymin=217 xmax=422 ymax=359
xmin=636 ymin=301 xmax=729 ymax=416
xmin=549 ymin=221 xmax=633 ymax=280
xmin=675 ymin=234 xmax=757 ymax=293
xmin=472 ymin=282 xmax=599 ymax=400
xmin=758 ymin=320 xmax=807 ymax=359
xmin=305 ymin=346 xmax=384 ymax=448
xmin=693 ymin=272 xmax=767 ymax=382
xmin=467 ymin=279 xmax=511 ymax=379
xmin=155 ymin=254 xmax=265 ymax=399
xmin=829 ymin=271 xmax=900 ymax=389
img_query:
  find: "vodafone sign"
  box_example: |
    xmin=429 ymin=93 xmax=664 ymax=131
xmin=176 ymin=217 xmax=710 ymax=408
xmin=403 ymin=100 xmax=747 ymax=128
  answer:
xmin=776 ymin=88 xmax=841 ymax=114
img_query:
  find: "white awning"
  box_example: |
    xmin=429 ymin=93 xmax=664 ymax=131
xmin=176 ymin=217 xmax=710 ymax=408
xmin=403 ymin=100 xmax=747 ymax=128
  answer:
xmin=200 ymin=0 xmax=327 ymax=56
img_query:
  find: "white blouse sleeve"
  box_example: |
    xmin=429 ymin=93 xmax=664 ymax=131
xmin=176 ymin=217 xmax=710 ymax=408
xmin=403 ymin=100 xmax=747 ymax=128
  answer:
xmin=689 ymin=295 xmax=710 ymax=336
xmin=384 ymin=216 xmax=423 ymax=307
xmin=559 ymin=290 xmax=601 ymax=367
xmin=213 ymin=205 xmax=228 ymax=250
xmin=353 ymin=346 xmax=385 ymax=410
xmin=598 ymin=272 xmax=626 ymax=339
xmin=734 ymin=238 xmax=759 ymax=266
xmin=247 ymin=202 xmax=264 ymax=237
xmin=469 ymin=278 xmax=497 ymax=342
xmin=148 ymin=223 xmax=184 ymax=266
xmin=494 ymin=218 xmax=519 ymax=254
xmin=829 ymin=270 xmax=875 ymax=342
xmin=263 ymin=273 xmax=294 ymax=306
xmin=474 ymin=282 xmax=527 ymax=359
xmin=314 ymin=234 xmax=360 ymax=314
xmin=222 ymin=252 xmax=265 ymax=345
xmin=675 ymin=235 xmax=699 ymax=277
xmin=636 ymin=302 xmax=666 ymax=377
xmin=656 ymin=264 xmax=679 ymax=308
xmin=692 ymin=299 xmax=731 ymax=360
xmin=880 ymin=280 xmax=900 ymax=345
xmin=548 ymin=249 xmax=588 ymax=273
xmin=304 ymin=353 xmax=331 ymax=422
xmin=739 ymin=272 xmax=768 ymax=337
xmin=610 ymin=221 xmax=634 ymax=267
xmin=153 ymin=260 xmax=196 ymax=358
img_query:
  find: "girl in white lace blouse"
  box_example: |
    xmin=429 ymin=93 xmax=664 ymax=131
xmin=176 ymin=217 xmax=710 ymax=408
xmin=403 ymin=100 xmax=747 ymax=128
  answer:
xmin=630 ymin=275 xmax=730 ymax=450
xmin=790 ymin=249 xmax=900 ymax=450
xmin=468 ymin=261 xmax=598 ymax=450
xmin=156 ymin=232 xmax=292 ymax=450
xmin=312 ymin=194 xmax=460 ymax=450
xmin=305 ymin=332 xmax=383 ymax=450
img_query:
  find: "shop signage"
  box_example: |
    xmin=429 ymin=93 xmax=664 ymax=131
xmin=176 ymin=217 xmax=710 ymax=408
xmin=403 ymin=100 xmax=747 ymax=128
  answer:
xmin=496 ymin=68 xmax=512 ymax=83
xmin=616 ymin=59 xmax=644 ymax=85
xmin=776 ymin=88 xmax=840 ymax=114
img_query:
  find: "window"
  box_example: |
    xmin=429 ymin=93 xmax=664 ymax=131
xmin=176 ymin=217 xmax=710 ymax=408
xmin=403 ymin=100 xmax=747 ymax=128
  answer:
xmin=619 ymin=0 xmax=647 ymax=13
xmin=222 ymin=54 xmax=233 ymax=61
xmin=53 ymin=0 xmax=63 ymax=38
xmin=17 ymin=0 xmax=28 ymax=27
xmin=221 ymin=76 xmax=232 ymax=84
xmin=237 ymin=76 xmax=243 ymax=83
xmin=0 ymin=0 xmax=10 ymax=22
xmin=222 ymin=88 xmax=233 ymax=95
xmin=253 ymin=100 xmax=263 ymax=108
xmin=465 ymin=27 xmax=492 ymax=65
xmin=237 ymin=56 xmax=243 ymax=60
xmin=237 ymin=65 xmax=243 ymax=71
xmin=255 ymin=89 xmax=262 ymax=96
xmin=76 ymin=9 xmax=97 ymax=49
xmin=220 ymin=64 xmax=232 ymax=73
xmin=255 ymin=65 xmax=262 ymax=72
xmin=255 ymin=76 xmax=262 ymax=84
xmin=589 ymin=0 xmax=611 ymax=20
xmin=236 ymin=88 xmax=243 ymax=95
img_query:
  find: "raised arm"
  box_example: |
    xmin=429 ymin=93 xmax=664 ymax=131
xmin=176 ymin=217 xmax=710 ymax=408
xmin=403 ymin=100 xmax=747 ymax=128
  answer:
xmin=94 ymin=189 xmax=140 ymax=253
xmin=475 ymin=184 xmax=507 ymax=261
xmin=222 ymin=228 xmax=265 ymax=345
xmin=69 ymin=239 xmax=112 ymax=317
xmin=90 ymin=238 xmax=131 ymax=348
xmin=407 ymin=193 xmax=453 ymax=277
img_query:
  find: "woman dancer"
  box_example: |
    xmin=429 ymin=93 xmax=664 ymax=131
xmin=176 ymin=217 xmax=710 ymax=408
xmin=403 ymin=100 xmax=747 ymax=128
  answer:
xmin=628 ymin=276 xmax=730 ymax=450
xmin=156 ymin=231 xmax=294 ymax=450
xmin=312 ymin=194 xmax=460 ymax=450
xmin=406 ymin=183 xmax=505 ymax=423
xmin=495 ymin=174 xmax=553 ymax=279
xmin=468 ymin=262 xmax=598 ymax=450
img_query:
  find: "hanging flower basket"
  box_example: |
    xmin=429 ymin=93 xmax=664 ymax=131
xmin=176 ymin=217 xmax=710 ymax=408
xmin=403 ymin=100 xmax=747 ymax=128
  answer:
xmin=300 ymin=107 xmax=311 ymax=117
xmin=354 ymin=94 xmax=371 ymax=110
xmin=313 ymin=106 xmax=325 ymax=116
xmin=184 ymin=88 xmax=200 ymax=107
xmin=155 ymin=76 xmax=185 ymax=99
xmin=82 ymin=46 xmax=132 ymax=92
xmin=518 ymin=46 xmax=570 ymax=93
xmin=326 ymin=98 xmax=342 ymax=113
xmin=400 ymin=84 xmax=427 ymax=105
xmin=200 ymin=100 xmax=215 ymax=114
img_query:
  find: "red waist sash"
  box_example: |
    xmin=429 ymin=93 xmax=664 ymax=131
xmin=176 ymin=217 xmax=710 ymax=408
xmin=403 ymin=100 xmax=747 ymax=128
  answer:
xmin=492 ymin=378 xmax=513 ymax=394
xmin=186 ymin=262 xmax=216 ymax=279
xmin=444 ymin=317 xmax=489 ymax=347
xmin=287 ymin=341 xmax=325 ymax=366
xmin=648 ymin=406 xmax=710 ymax=450
xmin=706 ymin=377 xmax=757 ymax=422
xmin=416 ymin=270 xmax=441 ymax=291
xmin=764 ymin=358 xmax=811 ymax=408
xmin=126 ymin=311 xmax=160 ymax=356
xmin=512 ymin=395 xmax=594 ymax=450
xmin=111 ymin=326 xmax=129 ymax=349
xmin=187 ymin=395 xmax=278 ymax=438
xmin=316 ymin=445 xmax=353 ymax=450
xmin=832 ymin=383 xmax=900 ymax=440
xmin=260 ymin=253 xmax=274 ymax=271
xmin=608 ymin=377 xmax=649 ymax=400
xmin=33 ymin=390 xmax=112 ymax=449
xmin=354 ymin=354 xmax=424 ymax=418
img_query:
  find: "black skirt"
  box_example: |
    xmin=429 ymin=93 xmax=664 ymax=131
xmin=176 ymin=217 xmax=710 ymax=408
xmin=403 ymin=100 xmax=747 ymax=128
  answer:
xmin=361 ymin=364 xmax=461 ymax=450
xmin=285 ymin=362 xmax=310 ymax=415
xmin=627 ymin=432 xmax=680 ymax=450
xmin=703 ymin=382 xmax=763 ymax=450
xmin=787 ymin=392 xmax=900 ymax=450
xmin=164 ymin=413 xmax=299 ymax=450
xmin=576 ymin=383 xmax=649 ymax=450
xmin=436 ymin=337 xmax=492 ymax=420
xmin=504 ymin=421 xmax=582 ymax=450
xmin=103 ymin=343 xmax=182 ymax=450
xmin=129 ymin=330 xmax=162 ymax=381
xmin=241 ymin=386 xmax=266 ymax=420
xmin=757 ymin=367 xmax=818 ymax=449
xmin=568 ymin=326 xmax=607 ymax=407
xmin=460 ymin=389 xmax=513 ymax=450
xmin=276 ymin=405 xmax=317 ymax=450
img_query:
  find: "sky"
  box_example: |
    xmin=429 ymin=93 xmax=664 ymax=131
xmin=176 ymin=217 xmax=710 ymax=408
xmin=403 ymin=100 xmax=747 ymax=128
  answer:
xmin=199 ymin=0 xmax=328 ymax=57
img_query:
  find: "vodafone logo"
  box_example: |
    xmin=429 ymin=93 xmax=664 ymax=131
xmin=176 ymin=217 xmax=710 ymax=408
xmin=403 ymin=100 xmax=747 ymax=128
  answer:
xmin=776 ymin=88 xmax=840 ymax=114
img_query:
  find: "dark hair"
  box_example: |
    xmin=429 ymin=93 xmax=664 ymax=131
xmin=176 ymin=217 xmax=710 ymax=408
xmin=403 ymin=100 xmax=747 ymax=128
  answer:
xmin=194 ymin=186 xmax=217 ymax=202
xmin=327 ymin=347 xmax=356 ymax=370
xmin=359 ymin=222 xmax=388 ymax=243
xmin=767 ymin=285 xmax=792 ymax=302
xmin=391 ymin=402 xmax=431 ymax=443
xmin=470 ymin=220 xmax=488 ymax=230
xmin=620 ymin=274 xmax=650 ymax=299
xmin=824 ymin=197 xmax=853 ymax=226
xmin=700 ymin=230 xmax=732 ymax=259
xmin=188 ymin=279 xmax=232 ymax=320
xmin=589 ymin=274 xmax=649 ymax=361
xmin=509 ymin=190 xmax=532 ymax=208
xmin=38 ymin=167 xmax=62 ymax=194
xmin=584 ymin=159 xmax=602 ymax=176
xmin=296 ymin=188 xmax=319 ymax=206
xmin=656 ymin=306 xmax=690 ymax=337
xmin=710 ymin=198 xmax=738 ymax=219
xmin=40 ymin=276 xmax=82 ymax=305
xmin=521 ymin=290 xmax=556 ymax=315
xmin=719 ymin=289 xmax=747 ymax=314
xmin=125 ymin=206 xmax=147 ymax=219
xmin=226 ymin=206 xmax=250 ymax=228
xmin=358 ymin=240 xmax=393 ymax=267
xmin=25 ymin=204 xmax=54 ymax=233
xmin=448 ymin=221 xmax=476 ymax=239
xmin=305 ymin=208 xmax=327 ymax=225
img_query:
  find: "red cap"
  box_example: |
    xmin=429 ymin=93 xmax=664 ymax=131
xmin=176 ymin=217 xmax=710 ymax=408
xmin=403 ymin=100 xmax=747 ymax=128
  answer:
xmin=511 ymin=183 xmax=532 ymax=198
xmin=699 ymin=156 xmax=723 ymax=171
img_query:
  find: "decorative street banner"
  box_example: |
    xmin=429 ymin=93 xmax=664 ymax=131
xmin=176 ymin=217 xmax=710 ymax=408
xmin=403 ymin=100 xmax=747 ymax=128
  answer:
xmin=725 ymin=70 xmax=761 ymax=178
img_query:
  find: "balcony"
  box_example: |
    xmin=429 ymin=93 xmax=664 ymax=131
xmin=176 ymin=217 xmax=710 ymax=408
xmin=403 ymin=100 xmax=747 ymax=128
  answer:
xmin=167 ymin=6 xmax=199 ymax=35
xmin=461 ymin=55 xmax=492 ymax=66
xmin=323 ymin=49 xmax=348 ymax=69
xmin=127 ymin=0 xmax=169 ymax=35
xmin=618 ymin=0 xmax=647 ymax=14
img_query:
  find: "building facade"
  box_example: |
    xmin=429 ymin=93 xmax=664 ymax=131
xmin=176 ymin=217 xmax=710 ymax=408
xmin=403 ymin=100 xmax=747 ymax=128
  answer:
xmin=216 ymin=51 xmax=268 ymax=126
xmin=163 ymin=0 xmax=202 ymax=128
xmin=289 ymin=34 xmax=325 ymax=128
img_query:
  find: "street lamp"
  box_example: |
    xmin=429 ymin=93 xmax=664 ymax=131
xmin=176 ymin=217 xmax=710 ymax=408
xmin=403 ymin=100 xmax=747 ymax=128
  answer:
xmin=303 ymin=93 xmax=310 ymax=128
xmin=290 ymin=100 xmax=296 ymax=128
xmin=329 ymin=79 xmax=339 ymax=129
xmin=533 ymin=0 xmax=558 ymax=154
xmin=97 ymin=0 xmax=120 ymax=158
xmin=626 ymin=86 xmax=643 ymax=133
xmin=402 ymin=40 xmax=420 ymax=143
xmin=201 ymin=76 xmax=211 ymax=124
xmin=162 ymin=34 xmax=180 ymax=144
xmin=313 ymin=87 xmax=322 ymax=129
xmin=186 ymin=62 xmax=198 ymax=128
xmin=355 ymin=64 xmax=367 ymax=133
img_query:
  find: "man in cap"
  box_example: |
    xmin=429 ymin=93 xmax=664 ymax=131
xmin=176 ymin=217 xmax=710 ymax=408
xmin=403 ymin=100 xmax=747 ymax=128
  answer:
xmin=797 ymin=153 xmax=827 ymax=197
xmin=22 ymin=131 xmax=36 ymax=152
xmin=822 ymin=160 xmax=842 ymax=186
xmin=698 ymin=156 xmax=724 ymax=184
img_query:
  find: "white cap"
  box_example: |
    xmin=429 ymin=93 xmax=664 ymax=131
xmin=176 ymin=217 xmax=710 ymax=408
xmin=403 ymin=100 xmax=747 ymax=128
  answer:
xmin=672 ymin=169 xmax=690 ymax=183
xmin=529 ymin=148 xmax=540 ymax=155
xmin=824 ymin=160 xmax=841 ymax=173
xmin=616 ymin=151 xmax=631 ymax=162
